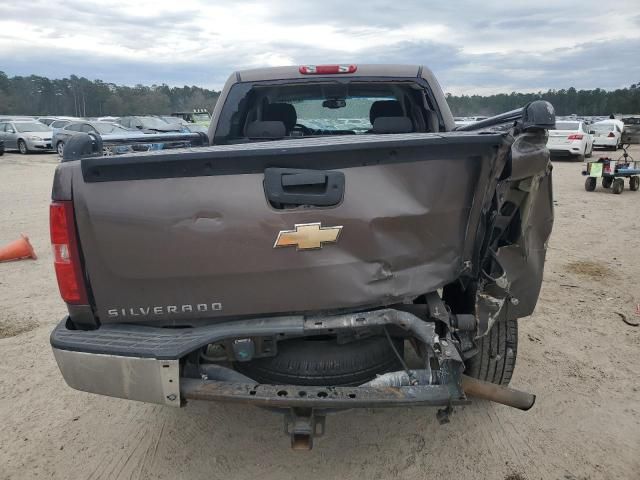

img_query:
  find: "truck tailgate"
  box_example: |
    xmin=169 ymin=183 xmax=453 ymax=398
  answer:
xmin=65 ymin=133 xmax=506 ymax=324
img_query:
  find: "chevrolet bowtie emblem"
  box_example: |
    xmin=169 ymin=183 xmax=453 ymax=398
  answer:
xmin=274 ymin=223 xmax=343 ymax=250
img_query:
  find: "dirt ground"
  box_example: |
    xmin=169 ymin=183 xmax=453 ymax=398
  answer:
xmin=0 ymin=146 xmax=639 ymax=480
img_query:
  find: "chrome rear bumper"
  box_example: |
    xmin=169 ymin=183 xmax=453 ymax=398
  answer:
xmin=51 ymin=311 xmax=534 ymax=452
xmin=50 ymin=309 xmax=458 ymax=408
xmin=52 ymin=348 xmax=181 ymax=407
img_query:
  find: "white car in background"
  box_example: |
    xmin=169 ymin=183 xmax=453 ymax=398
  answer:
xmin=592 ymin=120 xmax=623 ymax=150
xmin=547 ymin=120 xmax=594 ymax=161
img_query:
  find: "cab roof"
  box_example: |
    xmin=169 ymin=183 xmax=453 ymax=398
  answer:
xmin=236 ymin=64 xmax=422 ymax=82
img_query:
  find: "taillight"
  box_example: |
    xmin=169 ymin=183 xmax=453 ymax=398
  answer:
xmin=50 ymin=201 xmax=88 ymax=304
xmin=608 ymin=132 xmax=615 ymax=138
xmin=299 ymin=64 xmax=357 ymax=75
xmin=567 ymin=134 xmax=583 ymax=140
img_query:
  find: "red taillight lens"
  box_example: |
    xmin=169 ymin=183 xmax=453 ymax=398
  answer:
xmin=567 ymin=134 xmax=583 ymax=140
xmin=608 ymin=132 xmax=615 ymax=138
xmin=299 ymin=64 xmax=357 ymax=75
xmin=50 ymin=201 xmax=88 ymax=304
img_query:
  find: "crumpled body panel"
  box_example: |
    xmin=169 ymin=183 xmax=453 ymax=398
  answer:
xmin=473 ymin=130 xmax=554 ymax=334
xmin=57 ymin=131 xmax=552 ymax=328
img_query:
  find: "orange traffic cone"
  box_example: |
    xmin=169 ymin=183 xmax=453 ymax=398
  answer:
xmin=0 ymin=234 xmax=37 ymax=262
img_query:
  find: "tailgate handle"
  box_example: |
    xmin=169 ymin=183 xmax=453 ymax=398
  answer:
xmin=264 ymin=168 xmax=345 ymax=208
xmin=281 ymin=171 xmax=327 ymax=187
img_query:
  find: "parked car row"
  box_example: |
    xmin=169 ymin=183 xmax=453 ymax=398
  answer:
xmin=453 ymin=113 xmax=631 ymax=162
xmin=547 ymin=118 xmax=625 ymax=161
xmin=0 ymin=114 xmax=209 ymax=155
xmin=0 ymin=111 xmax=630 ymax=160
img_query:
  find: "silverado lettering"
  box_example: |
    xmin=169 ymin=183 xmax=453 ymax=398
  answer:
xmin=107 ymin=303 xmax=223 ymax=317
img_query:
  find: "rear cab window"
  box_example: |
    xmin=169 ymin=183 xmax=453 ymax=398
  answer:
xmin=593 ymin=124 xmax=615 ymax=132
xmin=213 ymin=79 xmax=442 ymax=144
xmin=555 ymin=122 xmax=580 ymax=130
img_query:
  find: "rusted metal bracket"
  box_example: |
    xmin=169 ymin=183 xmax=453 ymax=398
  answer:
xmin=181 ymin=379 xmax=469 ymax=409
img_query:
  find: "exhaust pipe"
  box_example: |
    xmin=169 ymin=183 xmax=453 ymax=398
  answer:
xmin=362 ymin=371 xmax=535 ymax=411
xmin=461 ymin=375 xmax=535 ymax=411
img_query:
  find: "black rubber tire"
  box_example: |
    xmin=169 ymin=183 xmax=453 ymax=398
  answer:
xmin=18 ymin=139 xmax=28 ymax=155
xmin=574 ymin=154 xmax=585 ymax=162
xmin=585 ymin=177 xmax=597 ymax=191
xmin=630 ymin=176 xmax=639 ymax=192
xmin=465 ymin=319 xmax=518 ymax=386
xmin=56 ymin=141 xmax=64 ymax=157
xmin=235 ymin=335 xmax=404 ymax=386
xmin=612 ymin=178 xmax=624 ymax=194
xmin=602 ymin=177 xmax=613 ymax=189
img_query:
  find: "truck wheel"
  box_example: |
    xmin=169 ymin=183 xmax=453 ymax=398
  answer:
xmin=18 ymin=140 xmax=29 ymax=154
xmin=630 ymin=176 xmax=639 ymax=191
xmin=584 ymin=177 xmax=597 ymax=191
xmin=602 ymin=177 xmax=613 ymax=189
xmin=612 ymin=178 xmax=624 ymax=194
xmin=235 ymin=335 xmax=404 ymax=386
xmin=465 ymin=318 xmax=518 ymax=386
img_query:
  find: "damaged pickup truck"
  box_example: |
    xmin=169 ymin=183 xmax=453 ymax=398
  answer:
xmin=50 ymin=64 xmax=555 ymax=449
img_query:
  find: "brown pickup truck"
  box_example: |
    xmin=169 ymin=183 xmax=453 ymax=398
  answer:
xmin=50 ymin=64 xmax=555 ymax=449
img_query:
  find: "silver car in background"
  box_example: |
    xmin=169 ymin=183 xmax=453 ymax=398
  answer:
xmin=50 ymin=119 xmax=73 ymax=140
xmin=53 ymin=121 xmax=133 ymax=156
xmin=0 ymin=120 xmax=53 ymax=154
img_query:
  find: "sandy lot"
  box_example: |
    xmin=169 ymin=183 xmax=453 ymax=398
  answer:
xmin=0 ymin=146 xmax=639 ymax=480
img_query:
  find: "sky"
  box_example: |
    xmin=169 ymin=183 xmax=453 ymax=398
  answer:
xmin=1 ymin=0 xmax=639 ymax=95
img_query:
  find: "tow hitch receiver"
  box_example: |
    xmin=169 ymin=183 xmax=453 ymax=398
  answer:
xmin=285 ymin=408 xmax=325 ymax=450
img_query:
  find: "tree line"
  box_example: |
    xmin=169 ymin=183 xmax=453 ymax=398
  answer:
xmin=447 ymin=84 xmax=640 ymax=117
xmin=1 ymin=71 xmax=639 ymax=117
xmin=0 ymin=72 xmax=220 ymax=117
